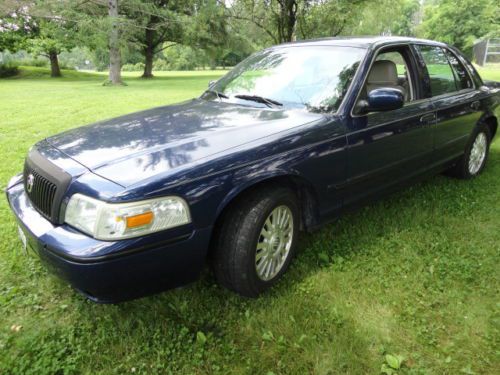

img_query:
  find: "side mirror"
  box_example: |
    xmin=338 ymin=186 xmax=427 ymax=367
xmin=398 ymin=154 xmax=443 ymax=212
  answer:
xmin=359 ymin=87 xmax=404 ymax=113
xmin=208 ymin=80 xmax=216 ymax=88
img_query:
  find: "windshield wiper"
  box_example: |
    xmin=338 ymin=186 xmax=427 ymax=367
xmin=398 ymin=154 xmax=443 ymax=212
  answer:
xmin=234 ymin=94 xmax=283 ymax=107
xmin=204 ymin=89 xmax=229 ymax=100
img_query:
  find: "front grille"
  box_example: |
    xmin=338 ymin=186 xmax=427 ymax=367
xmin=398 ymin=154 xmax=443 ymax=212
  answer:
xmin=23 ymin=145 xmax=72 ymax=224
xmin=24 ymin=166 xmax=57 ymax=220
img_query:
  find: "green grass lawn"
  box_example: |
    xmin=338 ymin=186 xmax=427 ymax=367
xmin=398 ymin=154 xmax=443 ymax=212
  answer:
xmin=0 ymin=66 xmax=499 ymax=374
xmin=475 ymin=64 xmax=500 ymax=81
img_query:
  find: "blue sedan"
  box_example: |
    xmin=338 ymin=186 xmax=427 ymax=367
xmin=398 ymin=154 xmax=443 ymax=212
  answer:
xmin=6 ymin=37 xmax=500 ymax=302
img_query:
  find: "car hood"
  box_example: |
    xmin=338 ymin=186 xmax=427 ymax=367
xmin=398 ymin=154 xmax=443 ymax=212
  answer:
xmin=46 ymin=99 xmax=323 ymax=187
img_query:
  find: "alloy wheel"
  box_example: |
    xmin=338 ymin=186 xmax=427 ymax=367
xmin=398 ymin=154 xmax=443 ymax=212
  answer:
xmin=255 ymin=205 xmax=294 ymax=281
xmin=468 ymin=132 xmax=487 ymax=175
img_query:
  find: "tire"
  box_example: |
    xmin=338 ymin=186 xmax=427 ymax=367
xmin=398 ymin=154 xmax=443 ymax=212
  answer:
xmin=448 ymin=124 xmax=491 ymax=179
xmin=211 ymin=186 xmax=300 ymax=297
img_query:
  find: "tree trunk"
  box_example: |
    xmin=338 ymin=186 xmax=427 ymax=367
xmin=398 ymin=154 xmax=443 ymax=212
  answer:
xmin=286 ymin=2 xmax=297 ymax=42
xmin=277 ymin=0 xmax=297 ymax=43
xmin=142 ymin=46 xmax=154 ymax=78
xmin=48 ymin=51 xmax=61 ymax=77
xmin=141 ymin=17 xmax=157 ymax=78
xmin=107 ymin=0 xmax=123 ymax=85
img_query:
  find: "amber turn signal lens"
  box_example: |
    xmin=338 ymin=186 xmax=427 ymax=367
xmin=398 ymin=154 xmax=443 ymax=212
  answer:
xmin=126 ymin=212 xmax=154 ymax=228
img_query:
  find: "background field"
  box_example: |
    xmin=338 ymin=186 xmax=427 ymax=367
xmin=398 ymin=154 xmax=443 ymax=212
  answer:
xmin=0 ymin=67 xmax=499 ymax=374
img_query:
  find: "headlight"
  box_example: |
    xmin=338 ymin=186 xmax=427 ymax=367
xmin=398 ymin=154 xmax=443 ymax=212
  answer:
xmin=64 ymin=194 xmax=191 ymax=240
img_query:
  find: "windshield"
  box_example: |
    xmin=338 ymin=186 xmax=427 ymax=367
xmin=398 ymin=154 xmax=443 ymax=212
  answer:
xmin=207 ymin=45 xmax=366 ymax=112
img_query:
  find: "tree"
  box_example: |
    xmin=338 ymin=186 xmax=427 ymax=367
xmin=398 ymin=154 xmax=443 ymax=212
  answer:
xmin=344 ymin=0 xmax=420 ymax=37
xmin=26 ymin=18 xmax=76 ymax=77
xmin=123 ymin=0 xmax=187 ymax=78
xmin=50 ymin=0 xmax=125 ymax=82
xmin=228 ymin=0 xmax=307 ymax=44
xmin=418 ymin=0 xmax=499 ymax=58
xmin=0 ymin=1 xmax=77 ymax=77
xmin=107 ymin=0 xmax=123 ymax=84
xmin=275 ymin=0 xmax=300 ymax=43
xmin=228 ymin=0 xmax=372 ymax=45
xmin=0 ymin=2 xmax=34 ymax=53
xmin=44 ymin=0 xmax=126 ymax=83
xmin=187 ymin=0 xmax=228 ymax=67
xmin=298 ymin=0 xmax=368 ymax=39
xmin=139 ymin=4 xmax=168 ymax=78
xmin=123 ymin=0 xmax=227 ymax=78
xmin=391 ymin=0 xmax=421 ymax=36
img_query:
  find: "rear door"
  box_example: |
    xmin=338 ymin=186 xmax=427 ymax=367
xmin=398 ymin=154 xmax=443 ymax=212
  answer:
xmin=414 ymin=45 xmax=483 ymax=164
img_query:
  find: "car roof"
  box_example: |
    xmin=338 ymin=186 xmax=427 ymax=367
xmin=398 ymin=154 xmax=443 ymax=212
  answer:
xmin=276 ymin=36 xmax=448 ymax=49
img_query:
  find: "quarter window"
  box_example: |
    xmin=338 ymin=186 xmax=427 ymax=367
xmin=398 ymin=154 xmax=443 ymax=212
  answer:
xmin=417 ymin=45 xmax=457 ymax=96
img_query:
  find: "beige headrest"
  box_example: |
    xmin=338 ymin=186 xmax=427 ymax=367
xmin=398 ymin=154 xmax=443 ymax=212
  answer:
xmin=367 ymin=60 xmax=399 ymax=86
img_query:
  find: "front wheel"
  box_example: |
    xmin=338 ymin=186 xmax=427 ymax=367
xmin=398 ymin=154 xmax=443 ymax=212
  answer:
xmin=212 ymin=186 xmax=300 ymax=297
xmin=448 ymin=125 xmax=491 ymax=179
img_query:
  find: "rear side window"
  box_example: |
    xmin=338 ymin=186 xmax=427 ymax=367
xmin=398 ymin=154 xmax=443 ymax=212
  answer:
xmin=417 ymin=45 xmax=459 ymax=96
xmin=418 ymin=46 xmax=457 ymax=96
xmin=444 ymin=49 xmax=473 ymax=90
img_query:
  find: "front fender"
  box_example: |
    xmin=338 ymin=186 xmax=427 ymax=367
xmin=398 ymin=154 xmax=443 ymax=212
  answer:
xmin=215 ymin=167 xmax=303 ymax=219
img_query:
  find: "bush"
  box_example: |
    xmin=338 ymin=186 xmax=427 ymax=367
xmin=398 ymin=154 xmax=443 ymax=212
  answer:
xmin=22 ymin=58 xmax=49 ymax=67
xmin=153 ymin=59 xmax=169 ymax=71
xmin=162 ymin=45 xmax=202 ymax=71
xmin=122 ymin=63 xmax=144 ymax=72
xmin=172 ymin=57 xmax=196 ymax=71
xmin=0 ymin=62 xmax=19 ymax=78
xmin=58 ymin=62 xmax=76 ymax=71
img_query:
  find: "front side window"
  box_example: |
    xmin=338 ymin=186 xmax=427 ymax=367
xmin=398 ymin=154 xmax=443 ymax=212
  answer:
xmin=372 ymin=49 xmax=414 ymax=102
xmin=417 ymin=45 xmax=457 ymax=96
xmin=208 ymin=46 xmax=366 ymax=112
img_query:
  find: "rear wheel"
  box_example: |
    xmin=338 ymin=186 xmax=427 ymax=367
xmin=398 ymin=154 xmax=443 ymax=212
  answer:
xmin=448 ymin=125 xmax=491 ymax=179
xmin=212 ymin=186 xmax=299 ymax=297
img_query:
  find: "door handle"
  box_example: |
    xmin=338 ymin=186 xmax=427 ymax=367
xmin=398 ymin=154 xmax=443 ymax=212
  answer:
xmin=471 ymin=101 xmax=480 ymax=110
xmin=420 ymin=113 xmax=436 ymax=124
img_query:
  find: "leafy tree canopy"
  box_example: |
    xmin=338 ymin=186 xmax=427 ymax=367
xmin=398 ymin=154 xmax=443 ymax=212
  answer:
xmin=418 ymin=0 xmax=499 ymax=57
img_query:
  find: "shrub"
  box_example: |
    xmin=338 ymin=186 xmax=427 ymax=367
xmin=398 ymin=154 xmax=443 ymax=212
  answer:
xmin=0 ymin=62 xmax=19 ymax=78
xmin=153 ymin=59 xmax=169 ymax=71
xmin=59 ymin=62 xmax=76 ymax=71
xmin=122 ymin=63 xmax=144 ymax=72
xmin=172 ymin=57 xmax=196 ymax=71
xmin=22 ymin=58 xmax=49 ymax=67
xmin=163 ymin=45 xmax=202 ymax=71
xmin=121 ymin=63 xmax=133 ymax=71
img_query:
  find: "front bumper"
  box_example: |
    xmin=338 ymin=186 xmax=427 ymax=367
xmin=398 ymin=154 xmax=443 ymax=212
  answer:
xmin=5 ymin=175 xmax=211 ymax=303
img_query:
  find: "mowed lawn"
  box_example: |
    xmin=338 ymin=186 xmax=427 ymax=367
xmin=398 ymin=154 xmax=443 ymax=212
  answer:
xmin=0 ymin=66 xmax=499 ymax=374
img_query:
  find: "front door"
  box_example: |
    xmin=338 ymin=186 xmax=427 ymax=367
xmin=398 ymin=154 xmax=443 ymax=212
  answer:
xmin=343 ymin=45 xmax=434 ymax=206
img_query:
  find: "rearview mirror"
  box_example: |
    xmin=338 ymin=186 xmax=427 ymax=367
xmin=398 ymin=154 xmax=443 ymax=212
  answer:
xmin=359 ymin=87 xmax=404 ymax=113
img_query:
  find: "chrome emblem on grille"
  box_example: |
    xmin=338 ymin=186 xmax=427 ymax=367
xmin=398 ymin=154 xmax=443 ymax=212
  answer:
xmin=26 ymin=173 xmax=34 ymax=193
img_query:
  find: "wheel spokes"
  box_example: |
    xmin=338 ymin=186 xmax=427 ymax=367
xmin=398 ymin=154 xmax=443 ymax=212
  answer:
xmin=255 ymin=205 xmax=294 ymax=281
xmin=469 ymin=132 xmax=487 ymax=175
